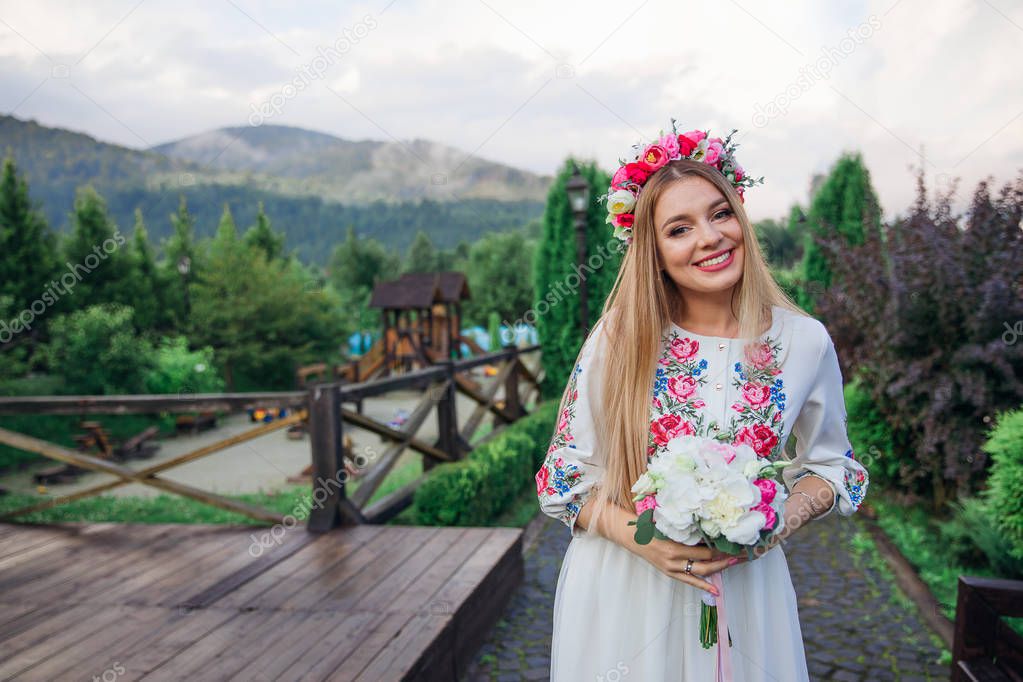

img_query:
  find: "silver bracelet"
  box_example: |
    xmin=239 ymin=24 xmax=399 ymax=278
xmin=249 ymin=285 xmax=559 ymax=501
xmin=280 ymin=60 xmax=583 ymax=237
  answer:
xmin=791 ymin=471 xmax=838 ymax=516
xmin=793 ymin=490 xmax=823 ymax=516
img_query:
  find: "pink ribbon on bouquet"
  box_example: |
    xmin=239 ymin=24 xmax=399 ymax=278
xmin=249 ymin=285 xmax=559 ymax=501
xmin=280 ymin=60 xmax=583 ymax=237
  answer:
xmin=709 ymin=572 xmax=733 ymax=682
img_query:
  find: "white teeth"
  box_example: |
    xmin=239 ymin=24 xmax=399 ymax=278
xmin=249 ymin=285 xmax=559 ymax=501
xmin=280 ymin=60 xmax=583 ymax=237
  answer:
xmin=695 ymin=250 xmax=731 ymax=267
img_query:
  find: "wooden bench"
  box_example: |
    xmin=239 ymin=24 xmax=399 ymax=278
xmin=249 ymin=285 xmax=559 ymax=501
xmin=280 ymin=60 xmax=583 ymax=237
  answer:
xmin=175 ymin=411 xmax=217 ymax=434
xmin=952 ymin=575 xmax=1023 ymax=681
xmin=115 ymin=425 xmax=160 ymax=460
xmin=33 ymin=423 xmax=161 ymax=484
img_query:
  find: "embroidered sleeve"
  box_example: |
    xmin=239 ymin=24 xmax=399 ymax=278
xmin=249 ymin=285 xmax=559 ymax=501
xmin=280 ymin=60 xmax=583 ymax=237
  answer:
xmin=782 ymin=330 xmax=869 ymax=517
xmin=535 ymin=322 xmax=606 ymax=537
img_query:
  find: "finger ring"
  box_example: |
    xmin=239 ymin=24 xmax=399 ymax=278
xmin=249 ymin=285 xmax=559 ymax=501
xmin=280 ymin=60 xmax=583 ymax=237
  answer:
xmin=684 ymin=558 xmax=694 ymax=575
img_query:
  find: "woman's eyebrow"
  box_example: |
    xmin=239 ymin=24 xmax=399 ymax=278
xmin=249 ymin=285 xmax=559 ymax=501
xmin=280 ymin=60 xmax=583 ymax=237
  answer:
xmin=660 ymin=198 xmax=730 ymax=230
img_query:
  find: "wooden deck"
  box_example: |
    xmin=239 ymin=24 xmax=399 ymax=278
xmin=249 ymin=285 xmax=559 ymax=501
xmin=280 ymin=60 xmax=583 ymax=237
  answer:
xmin=0 ymin=522 xmax=523 ymax=681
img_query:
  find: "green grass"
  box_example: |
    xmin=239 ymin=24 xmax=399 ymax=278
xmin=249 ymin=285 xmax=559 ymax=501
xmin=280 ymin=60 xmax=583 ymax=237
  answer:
xmin=869 ymin=492 xmax=1023 ymax=639
xmin=0 ymin=452 xmax=430 ymax=526
xmin=0 ymin=486 xmax=309 ymax=525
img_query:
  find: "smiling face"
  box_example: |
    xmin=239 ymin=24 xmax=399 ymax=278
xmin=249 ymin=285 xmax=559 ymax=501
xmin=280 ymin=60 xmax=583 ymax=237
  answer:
xmin=652 ymin=174 xmax=745 ymax=297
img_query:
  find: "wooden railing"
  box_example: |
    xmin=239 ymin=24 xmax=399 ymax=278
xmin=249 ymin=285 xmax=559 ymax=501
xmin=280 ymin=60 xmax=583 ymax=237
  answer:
xmin=0 ymin=344 xmax=542 ymax=531
xmin=952 ymin=575 xmax=1023 ymax=681
xmin=305 ymin=344 xmax=542 ymax=530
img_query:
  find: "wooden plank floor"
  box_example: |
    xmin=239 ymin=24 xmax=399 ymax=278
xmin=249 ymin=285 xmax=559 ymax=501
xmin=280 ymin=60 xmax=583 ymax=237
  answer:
xmin=0 ymin=522 xmax=523 ymax=681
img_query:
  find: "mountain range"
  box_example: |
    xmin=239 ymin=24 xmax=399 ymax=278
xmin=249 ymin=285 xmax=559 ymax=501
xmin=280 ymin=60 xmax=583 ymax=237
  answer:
xmin=0 ymin=114 xmax=550 ymax=263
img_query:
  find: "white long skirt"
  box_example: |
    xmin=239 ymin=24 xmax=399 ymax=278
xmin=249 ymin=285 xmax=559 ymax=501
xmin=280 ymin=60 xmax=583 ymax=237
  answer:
xmin=550 ymin=532 xmax=810 ymax=681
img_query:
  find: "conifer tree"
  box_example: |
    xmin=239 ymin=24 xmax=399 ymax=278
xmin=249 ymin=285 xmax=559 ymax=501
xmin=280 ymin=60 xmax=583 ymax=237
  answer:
xmin=0 ymin=153 xmax=58 ymax=317
xmin=244 ymin=201 xmax=285 ymax=262
xmin=404 ymin=230 xmax=439 ymax=273
xmin=162 ymin=195 xmax=200 ymax=326
xmin=62 ymin=185 xmax=129 ymax=308
xmin=799 ymin=152 xmax=882 ymax=312
xmin=125 ymin=209 xmax=166 ymax=332
xmin=533 ymin=158 xmax=619 ymax=398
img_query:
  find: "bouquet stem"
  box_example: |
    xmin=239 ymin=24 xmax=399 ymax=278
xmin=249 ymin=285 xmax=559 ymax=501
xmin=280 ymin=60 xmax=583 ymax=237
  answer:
xmin=699 ymin=603 xmax=733 ymax=649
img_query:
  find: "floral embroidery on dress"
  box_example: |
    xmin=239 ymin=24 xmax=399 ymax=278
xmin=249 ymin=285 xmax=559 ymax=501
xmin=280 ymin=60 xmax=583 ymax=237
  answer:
xmin=647 ymin=331 xmax=710 ymax=457
xmin=725 ymin=337 xmax=786 ymax=459
xmin=843 ymin=467 xmax=868 ymax=510
xmin=537 ymin=363 xmax=587 ymax=526
xmin=646 ymin=331 xmax=788 ymax=461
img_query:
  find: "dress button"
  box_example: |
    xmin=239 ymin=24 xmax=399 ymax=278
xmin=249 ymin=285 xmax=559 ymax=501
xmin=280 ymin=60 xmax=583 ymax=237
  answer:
xmin=715 ymin=383 xmax=723 ymax=391
xmin=711 ymin=423 xmax=719 ymax=431
xmin=718 ymin=343 xmax=725 ymax=350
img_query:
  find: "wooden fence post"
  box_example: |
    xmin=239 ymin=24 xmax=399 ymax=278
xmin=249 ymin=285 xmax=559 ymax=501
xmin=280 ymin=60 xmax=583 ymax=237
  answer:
xmin=307 ymin=383 xmax=359 ymax=532
xmin=503 ymin=346 xmax=524 ymax=420
xmin=433 ymin=361 xmax=459 ymax=469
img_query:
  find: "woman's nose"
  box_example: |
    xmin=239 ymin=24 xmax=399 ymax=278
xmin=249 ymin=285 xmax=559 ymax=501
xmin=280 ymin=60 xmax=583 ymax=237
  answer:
xmin=695 ymin=220 xmax=723 ymax=247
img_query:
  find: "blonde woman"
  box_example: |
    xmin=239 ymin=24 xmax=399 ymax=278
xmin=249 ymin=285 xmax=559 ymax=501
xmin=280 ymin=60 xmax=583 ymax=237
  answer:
xmin=535 ymin=125 xmax=869 ymax=681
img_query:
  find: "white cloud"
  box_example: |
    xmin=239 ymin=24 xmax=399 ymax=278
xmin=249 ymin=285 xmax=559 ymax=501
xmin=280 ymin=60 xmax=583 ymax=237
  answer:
xmin=0 ymin=0 xmax=1019 ymax=222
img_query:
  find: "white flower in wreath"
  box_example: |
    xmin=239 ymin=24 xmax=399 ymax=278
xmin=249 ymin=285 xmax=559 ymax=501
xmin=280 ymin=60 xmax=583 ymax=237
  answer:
xmin=607 ymin=189 xmax=636 ymax=215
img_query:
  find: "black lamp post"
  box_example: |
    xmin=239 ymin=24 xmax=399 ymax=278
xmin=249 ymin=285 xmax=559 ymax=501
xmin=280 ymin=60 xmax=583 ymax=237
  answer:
xmin=565 ymin=165 xmax=591 ymax=338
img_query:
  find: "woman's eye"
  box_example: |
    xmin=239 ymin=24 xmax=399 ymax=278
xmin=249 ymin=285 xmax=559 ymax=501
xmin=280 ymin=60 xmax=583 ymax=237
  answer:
xmin=669 ymin=209 xmax=731 ymax=236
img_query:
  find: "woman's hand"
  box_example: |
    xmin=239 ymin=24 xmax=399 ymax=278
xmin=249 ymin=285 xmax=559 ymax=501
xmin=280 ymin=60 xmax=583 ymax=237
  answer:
xmin=576 ymin=496 xmax=746 ymax=595
xmin=630 ymin=536 xmax=747 ymax=595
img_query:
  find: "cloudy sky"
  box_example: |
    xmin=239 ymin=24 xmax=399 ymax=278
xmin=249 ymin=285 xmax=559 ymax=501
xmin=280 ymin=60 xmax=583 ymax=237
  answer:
xmin=1 ymin=0 xmax=1021 ymax=222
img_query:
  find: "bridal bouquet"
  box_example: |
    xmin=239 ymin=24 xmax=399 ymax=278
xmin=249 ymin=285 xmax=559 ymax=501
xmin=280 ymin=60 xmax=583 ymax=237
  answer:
xmin=629 ymin=435 xmax=789 ymax=648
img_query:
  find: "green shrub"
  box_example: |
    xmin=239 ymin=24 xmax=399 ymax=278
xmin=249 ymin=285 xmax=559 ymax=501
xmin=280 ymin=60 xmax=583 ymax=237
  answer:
xmin=941 ymin=497 xmax=1023 ymax=578
xmin=981 ymin=407 xmax=1023 ymax=561
xmin=45 ymin=304 xmax=154 ymax=395
xmin=413 ymin=402 xmax=557 ymax=526
xmin=144 ymin=336 xmax=224 ymax=395
xmin=845 ymin=376 xmax=899 ymax=487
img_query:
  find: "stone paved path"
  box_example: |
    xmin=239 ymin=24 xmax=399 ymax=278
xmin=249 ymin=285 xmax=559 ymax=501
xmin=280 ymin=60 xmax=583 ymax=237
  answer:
xmin=462 ymin=513 xmax=950 ymax=681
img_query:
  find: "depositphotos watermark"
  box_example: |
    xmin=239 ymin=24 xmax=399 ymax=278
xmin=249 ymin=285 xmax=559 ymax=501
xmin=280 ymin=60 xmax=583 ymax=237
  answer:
xmin=752 ymin=15 xmax=882 ymax=128
xmin=0 ymin=230 xmax=126 ymax=344
xmin=248 ymin=15 xmax=378 ymax=127
xmin=91 ymin=661 xmax=126 ymax=682
xmin=501 ymin=236 xmax=626 ymax=341
xmin=248 ymin=446 xmax=379 ymax=557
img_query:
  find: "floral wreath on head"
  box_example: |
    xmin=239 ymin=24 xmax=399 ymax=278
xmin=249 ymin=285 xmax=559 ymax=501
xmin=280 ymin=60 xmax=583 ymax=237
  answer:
xmin=599 ymin=119 xmax=765 ymax=245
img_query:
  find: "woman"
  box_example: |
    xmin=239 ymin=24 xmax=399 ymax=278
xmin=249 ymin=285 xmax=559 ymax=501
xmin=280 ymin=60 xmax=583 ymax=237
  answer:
xmin=536 ymin=124 xmax=869 ymax=681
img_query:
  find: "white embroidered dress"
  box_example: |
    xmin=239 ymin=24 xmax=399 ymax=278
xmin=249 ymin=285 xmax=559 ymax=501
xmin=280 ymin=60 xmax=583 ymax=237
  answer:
xmin=536 ymin=305 xmax=869 ymax=681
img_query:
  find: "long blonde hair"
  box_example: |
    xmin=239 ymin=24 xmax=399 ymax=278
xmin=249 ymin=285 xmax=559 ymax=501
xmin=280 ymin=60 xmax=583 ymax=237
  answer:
xmin=559 ymin=158 xmax=804 ymax=536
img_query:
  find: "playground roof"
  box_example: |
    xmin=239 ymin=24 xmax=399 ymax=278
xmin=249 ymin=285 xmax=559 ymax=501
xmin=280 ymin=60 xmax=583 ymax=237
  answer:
xmin=369 ymin=271 xmax=470 ymax=309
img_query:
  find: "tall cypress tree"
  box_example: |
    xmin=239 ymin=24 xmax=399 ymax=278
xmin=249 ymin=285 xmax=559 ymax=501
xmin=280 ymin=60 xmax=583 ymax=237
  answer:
xmin=799 ymin=152 xmax=882 ymax=312
xmin=533 ymin=157 xmax=619 ymax=398
xmin=0 ymin=153 xmax=58 ymax=315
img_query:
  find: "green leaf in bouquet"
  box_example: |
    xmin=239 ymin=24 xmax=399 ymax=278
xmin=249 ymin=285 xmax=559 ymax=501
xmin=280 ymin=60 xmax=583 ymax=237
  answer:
xmin=633 ymin=508 xmax=656 ymax=545
xmin=712 ymin=538 xmax=744 ymax=555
